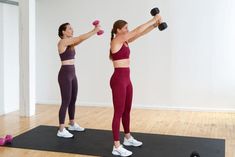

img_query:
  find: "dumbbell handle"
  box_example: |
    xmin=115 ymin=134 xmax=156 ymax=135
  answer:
xmin=92 ymin=20 xmax=104 ymax=35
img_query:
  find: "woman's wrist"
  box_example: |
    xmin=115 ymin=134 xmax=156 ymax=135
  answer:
xmin=153 ymin=22 xmax=158 ymax=28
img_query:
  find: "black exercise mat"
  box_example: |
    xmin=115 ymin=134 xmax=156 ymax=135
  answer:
xmin=6 ymin=125 xmax=225 ymax=157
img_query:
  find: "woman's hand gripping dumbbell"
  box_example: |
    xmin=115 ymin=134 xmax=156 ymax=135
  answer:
xmin=92 ymin=20 xmax=104 ymax=35
xmin=150 ymin=7 xmax=168 ymax=31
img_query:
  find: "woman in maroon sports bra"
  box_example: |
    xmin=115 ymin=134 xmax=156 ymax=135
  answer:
xmin=109 ymin=15 xmax=162 ymax=156
xmin=57 ymin=22 xmax=102 ymax=138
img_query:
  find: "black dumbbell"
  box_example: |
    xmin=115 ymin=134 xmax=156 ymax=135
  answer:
xmin=190 ymin=151 xmax=200 ymax=157
xmin=150 ymin=7 xmax=168 ymax=31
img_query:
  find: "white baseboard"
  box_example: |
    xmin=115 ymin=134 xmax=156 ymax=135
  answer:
xmin=133 ymin=104 xmax=235 ymax=112
xmin=36 ymin=100 xmax=235 ymax=112
xmin=36 ymin=100 xmax=60 ymax=105
xmin=4 ymin=104 xmax=19 ymax=114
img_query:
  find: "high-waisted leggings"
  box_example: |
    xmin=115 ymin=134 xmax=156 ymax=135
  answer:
xmin=110 ymin=67 xmax=133 ymax=141
xmin=58 ymin=65 xmax=78 ymax=124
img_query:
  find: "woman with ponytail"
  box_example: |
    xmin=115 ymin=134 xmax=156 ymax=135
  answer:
xmin=109 ymin=15 xmax=161 ymax=156
xmin=57 ymin=22 xmax=102 ymax=138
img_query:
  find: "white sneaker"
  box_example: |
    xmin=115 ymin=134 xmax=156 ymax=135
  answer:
xmin=112 ymin=145 xmax=132 ymax=157
xmin=123 ymin=136 xmax=143 ymax=147
xmin=57 ymin=128 xmax=74 ymax=138
xmin=68 ymin=123 xmax=85 ymax=132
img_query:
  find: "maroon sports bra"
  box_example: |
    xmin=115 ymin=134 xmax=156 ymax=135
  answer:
xmin=111 ymin=43 xmax=130 ymax=61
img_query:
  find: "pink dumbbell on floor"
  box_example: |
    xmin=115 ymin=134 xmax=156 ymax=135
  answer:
xmin=92 ymin=20 xmax=104 ymax=35
xmin=0 ymin=135 xmax=13 ymax=146
xmin=0 ymin=137 xmax=5 ymax=146
xmin=5 ymin=135 xmax=13 ymax=144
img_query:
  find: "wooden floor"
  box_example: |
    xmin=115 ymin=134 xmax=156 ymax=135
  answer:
xmin=0 ymin=105 xmax=235 ymax=157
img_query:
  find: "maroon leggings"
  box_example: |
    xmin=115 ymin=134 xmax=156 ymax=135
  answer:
xmin=58 ymin=65 xmax=78 ymax=124
xmin=110 ymin=68 xmax=133 ymax=141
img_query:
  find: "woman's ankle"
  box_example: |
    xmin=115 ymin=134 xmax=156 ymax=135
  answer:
xmin=125 ymin=133 xmax=131 ymax=139
xmin=114 ymin=141 xmax=121 ymax=148
xmin=59 ymin=125 xmax=65 ymax=131
xmin=69 ymin=120 xmax=75 ymax=126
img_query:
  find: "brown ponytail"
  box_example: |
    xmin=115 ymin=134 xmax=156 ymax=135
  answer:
xmin=109 ymin=29 xmax=115 ymax=60
xmin=109 ymin=20 xmax=128 ymax=60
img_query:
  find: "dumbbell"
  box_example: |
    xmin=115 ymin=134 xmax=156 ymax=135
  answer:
xmin=0 ymin=135 xmax=13 ymax=146
xmin=0 ymin=137 xmax=5 ymax=146
xmin=190 ymin=151 xmax=200 ymax=157
xmin=5 ymin=135 xmax=13 ymax=144
xmin=92 ymin=20 xmax=104 ymax=35
xmin=150 ymin=7 xmax=168 ymax=31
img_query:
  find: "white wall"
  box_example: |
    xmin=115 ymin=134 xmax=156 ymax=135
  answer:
xmin=3 ymin=3 xmax=19 ymax=113
xmin=167 ymin=0 xmax=235 ymax=110
xmin=36 ymin=0 xmax=235 ymax=111
xmin=0 ymin=4 xmax=4 ymax=115
xmin=0 ymin=3 xmax=19 ymax=115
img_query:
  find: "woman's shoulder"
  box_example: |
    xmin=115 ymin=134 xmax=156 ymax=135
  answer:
xmin=57 ymin=39 xmax=64 ymax=48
